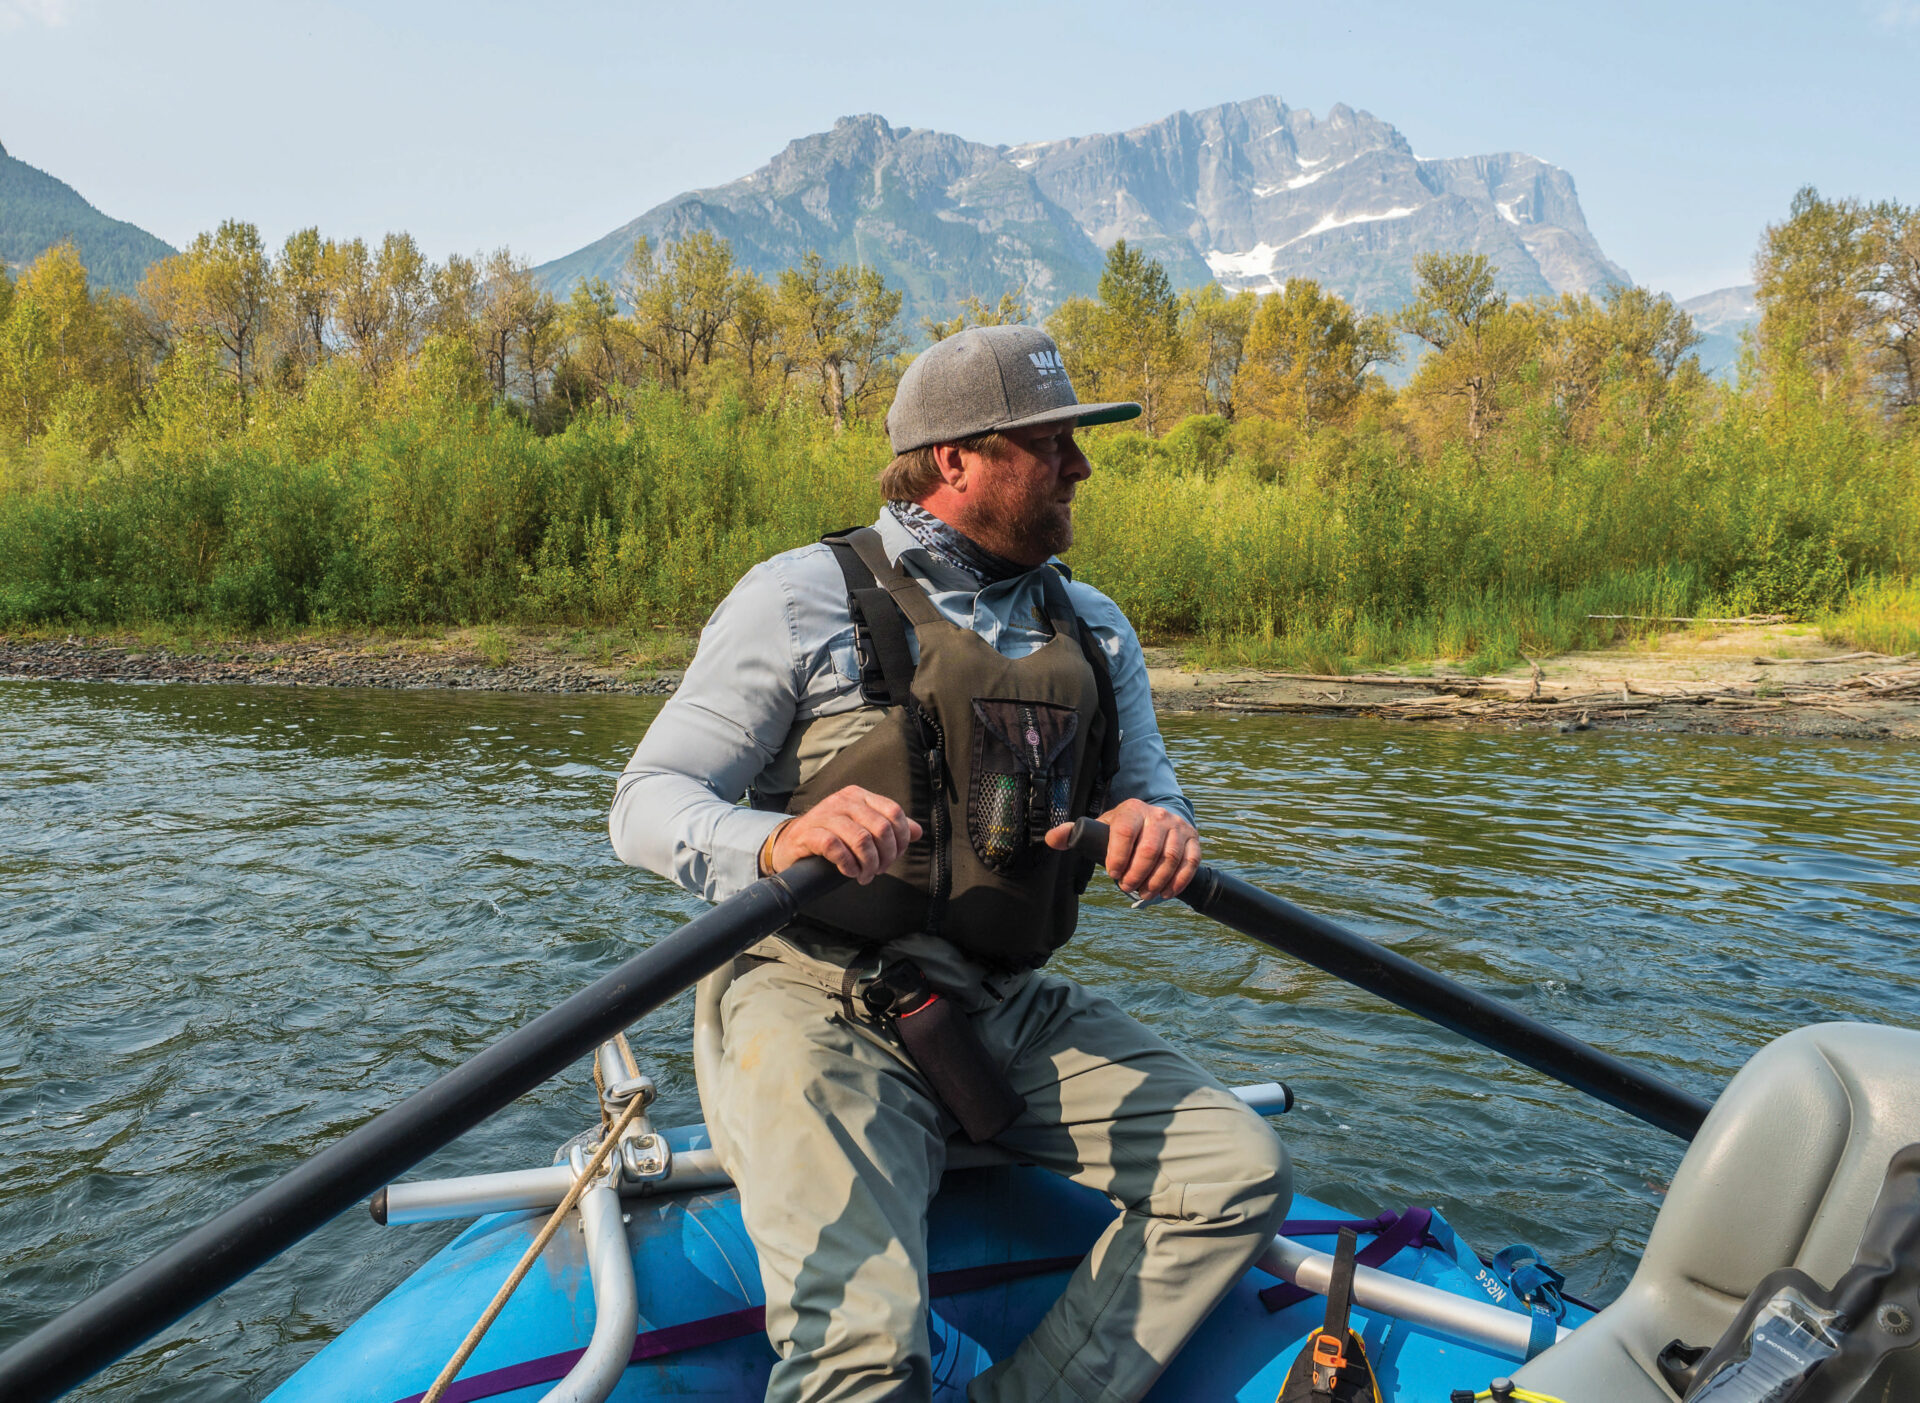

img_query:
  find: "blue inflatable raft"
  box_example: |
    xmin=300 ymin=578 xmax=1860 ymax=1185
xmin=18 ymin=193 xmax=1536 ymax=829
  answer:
xmin=268 ymin=1109 xmax=1594 ymax=1403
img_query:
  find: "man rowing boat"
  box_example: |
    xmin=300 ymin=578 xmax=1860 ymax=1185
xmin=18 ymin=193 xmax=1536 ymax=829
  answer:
xmin=611 ymin=325 xmax=1291 ymax=1402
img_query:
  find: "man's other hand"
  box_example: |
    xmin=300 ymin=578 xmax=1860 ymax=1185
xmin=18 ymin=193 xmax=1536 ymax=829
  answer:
xmin=766 ymin=786 xmax=922 ymax=883
xmin=1046 ymin=799 xmax=1201 ymax=901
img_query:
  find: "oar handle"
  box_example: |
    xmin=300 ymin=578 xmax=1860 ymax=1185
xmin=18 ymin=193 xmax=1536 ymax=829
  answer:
xmin=1066 ymin=816 xmax=1116 ymax=865
xmin=1066 ymin=818 xmax=1709 ymax=1141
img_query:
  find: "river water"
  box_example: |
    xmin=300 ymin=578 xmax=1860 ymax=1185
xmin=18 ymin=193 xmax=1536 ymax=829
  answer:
xmin=2 ymin=679 xmax=1917 ymax=1400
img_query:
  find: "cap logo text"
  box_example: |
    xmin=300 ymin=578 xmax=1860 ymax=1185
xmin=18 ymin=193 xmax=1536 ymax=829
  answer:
xmin=1028 ymin=349 xmax=1065 ymax=377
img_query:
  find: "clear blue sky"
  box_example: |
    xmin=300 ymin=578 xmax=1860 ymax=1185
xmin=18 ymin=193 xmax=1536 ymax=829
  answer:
xmin=3 ymin=0 xmax=1916 ymax=299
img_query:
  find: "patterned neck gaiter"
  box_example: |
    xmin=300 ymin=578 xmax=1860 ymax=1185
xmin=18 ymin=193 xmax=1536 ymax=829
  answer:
xmin=885 ymin=500 xmax=1034 ymax=585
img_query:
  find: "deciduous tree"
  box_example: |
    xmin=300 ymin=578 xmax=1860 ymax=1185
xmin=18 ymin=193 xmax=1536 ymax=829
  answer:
xmin=1043 ymin=296 xmax=1107 ymax=398
xmin=625 ymin=231 xmax=744 ymax=389
xmin=0 ymin=242 xmax=137 ymax=447
xmin=1539 ymin=286 xmax=1703 ymax=443
xmin=1094 ymin=240 xmax=1185 ymax=432
xmin=922 ymin=289 xmax=1030 ymax=342
xmin=1397 ymin=252 xmax=1525 ymax=443
xmin=561 ymin=276 xmax=643 ymax=408
xmin=275 ymin=227 xmax=334 ymax=377
xmin=332 ymin=232 xmax=433 ymax=384
xmin=1872 ymin=203 xmax=1920 ymax=415
xmin=1179 ymin=282 xmax=1257 ymax=420
xmin=1239 ymin=279 xmax=1395 ymax=429
xmin=141 ymin=219 xmax=272 ymax=410
xmin=773 ymin=251 xmax=903 ymax=429
xmin=1755 ymin=187 xmax=1884 ymax=407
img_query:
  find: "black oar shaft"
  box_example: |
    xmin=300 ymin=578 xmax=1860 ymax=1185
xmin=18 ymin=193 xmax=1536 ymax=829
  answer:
xmin=0 ymin=858 xmax=844 ymax=1403
xmin=1073 ymin=820 xmax=1709 ymax=1142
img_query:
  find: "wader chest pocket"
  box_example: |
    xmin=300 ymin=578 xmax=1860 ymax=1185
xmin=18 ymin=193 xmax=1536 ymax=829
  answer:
xmin=969 ymin=700 xmax=1078 ymax=874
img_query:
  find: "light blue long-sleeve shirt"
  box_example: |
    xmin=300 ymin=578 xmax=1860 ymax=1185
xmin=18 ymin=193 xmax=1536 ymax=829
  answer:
xmin=609 ymin=510 xmax=1192 ymax=903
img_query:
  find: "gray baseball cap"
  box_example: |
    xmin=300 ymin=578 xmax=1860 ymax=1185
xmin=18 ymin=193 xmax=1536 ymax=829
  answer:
xmin=885 ymin=325 xmax=1142 ymax=454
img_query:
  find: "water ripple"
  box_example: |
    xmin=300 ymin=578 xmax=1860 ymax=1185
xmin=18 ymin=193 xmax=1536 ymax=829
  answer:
xmin=2 ymin=683 xmax=1917 ymax=1398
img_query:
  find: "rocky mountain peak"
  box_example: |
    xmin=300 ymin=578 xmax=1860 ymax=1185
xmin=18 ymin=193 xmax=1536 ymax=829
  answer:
xmin=534 ymin=95 xmax=1630 ymax=331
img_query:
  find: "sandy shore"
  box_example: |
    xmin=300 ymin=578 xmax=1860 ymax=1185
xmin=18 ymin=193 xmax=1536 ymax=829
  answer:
xmin=1146 ymin=623 xmax=1920 ymax=740
xmin=5 ymin=623 xmax=1916 ymax=740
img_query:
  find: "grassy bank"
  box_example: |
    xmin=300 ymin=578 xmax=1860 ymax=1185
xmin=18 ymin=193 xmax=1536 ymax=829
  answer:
xmin=3 ymin=384 xmax=1917 ymax=674
xmin=1820 ymin=578 xmax=1920 ymax=657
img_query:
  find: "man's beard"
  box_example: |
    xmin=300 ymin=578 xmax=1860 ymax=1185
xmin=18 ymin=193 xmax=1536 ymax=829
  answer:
xmin=966 ymin=479 xmax=1073 ymax=563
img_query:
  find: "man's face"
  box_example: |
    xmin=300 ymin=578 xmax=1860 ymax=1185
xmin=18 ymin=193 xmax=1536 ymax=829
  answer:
xmin=952 ymin=423 xmax=1093 ymax=566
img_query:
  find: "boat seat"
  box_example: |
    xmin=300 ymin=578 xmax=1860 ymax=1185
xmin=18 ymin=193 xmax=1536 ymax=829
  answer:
xmin=1516 ymin=1021 xmax=1920 ymax=1403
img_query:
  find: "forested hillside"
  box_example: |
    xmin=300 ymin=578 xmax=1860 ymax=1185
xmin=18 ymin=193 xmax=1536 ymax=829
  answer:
xmin=0 ymin=139 xmax=175 ymax=293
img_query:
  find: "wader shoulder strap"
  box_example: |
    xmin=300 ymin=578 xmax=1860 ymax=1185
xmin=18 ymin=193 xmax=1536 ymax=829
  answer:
xmin=823 ymin=529 xmax=917 ymax=708
xmin=1036 ymin=564 xmax=1082 ymax=639
xmin=845 ymin=526 xmax=947 ymax=630
xmin=1052 ymin=568 xmax=1122 ymax=796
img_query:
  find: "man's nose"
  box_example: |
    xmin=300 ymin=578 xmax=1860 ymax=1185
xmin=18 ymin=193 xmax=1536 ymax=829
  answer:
xmin=1062 ymin=440 xmax=1092 ymax=482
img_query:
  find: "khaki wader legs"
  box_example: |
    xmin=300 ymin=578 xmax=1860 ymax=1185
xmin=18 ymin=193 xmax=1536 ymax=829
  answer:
xmin=710 ymin=964 xmax=1292 ymax=1403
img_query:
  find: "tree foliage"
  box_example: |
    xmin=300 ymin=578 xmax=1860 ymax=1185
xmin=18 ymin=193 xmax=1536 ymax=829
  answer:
xmin=1239 ymin=279 xmax=1396 ymax=429
xmin=1395 ymin=252 xmax=1524 ymax=442
xmin=774 ymin=252 xmax=904 ymax=429
xmin=1755 ymin=186 xmax=1920 ymax=420
xmin=1179 ymin=283 xmax=1258 ymax=420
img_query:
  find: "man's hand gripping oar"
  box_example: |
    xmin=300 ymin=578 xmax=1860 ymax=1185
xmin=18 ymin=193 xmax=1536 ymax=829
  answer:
xmin=1045 ymin=798 xmax=1203 ymax=905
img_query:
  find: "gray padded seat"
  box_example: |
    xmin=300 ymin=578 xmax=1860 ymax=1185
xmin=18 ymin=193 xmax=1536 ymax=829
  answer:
xmin=1517 ymin=1021 xmax=1920 ymax=1402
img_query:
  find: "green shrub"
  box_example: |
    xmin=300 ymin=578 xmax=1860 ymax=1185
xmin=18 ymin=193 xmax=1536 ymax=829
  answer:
xmin=1 ymin=363 xmax=1914 ymax=679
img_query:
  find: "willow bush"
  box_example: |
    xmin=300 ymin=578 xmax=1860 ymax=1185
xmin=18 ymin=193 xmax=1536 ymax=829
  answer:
xmin=2 ymin=377 xmax=1915 ymax=673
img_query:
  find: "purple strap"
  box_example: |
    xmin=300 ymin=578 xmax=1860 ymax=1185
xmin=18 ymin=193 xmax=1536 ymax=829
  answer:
xmin=1258 ymin=1207 xmax=1434 ymax=1313
xmin=389 ymin=1209 xmax=1434 ymax=1403
xmin=1272 ymin=1211 xmax=1401 ymax=1239
xmin=390 ymin=1254 xmax=1087 ymax=1403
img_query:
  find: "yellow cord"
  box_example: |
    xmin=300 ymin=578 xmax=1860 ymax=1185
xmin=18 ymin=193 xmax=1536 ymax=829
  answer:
xmin=1470 ymin=1391 xmax=1569 ymax=1403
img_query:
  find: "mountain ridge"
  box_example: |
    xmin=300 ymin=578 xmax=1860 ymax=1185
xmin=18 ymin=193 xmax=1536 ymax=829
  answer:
xmin=1679 ymin=283 xmax=1759 ymax=380
xmin=0 ymin=139 xmax=176 ymax=293
xmin=535 ymin=96 xmax=1631 ymax=330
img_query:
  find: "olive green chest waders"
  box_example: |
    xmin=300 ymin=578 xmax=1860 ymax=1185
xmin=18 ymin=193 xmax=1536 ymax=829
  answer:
xmin=710 ymin=526 xmax=1292 ymax=1403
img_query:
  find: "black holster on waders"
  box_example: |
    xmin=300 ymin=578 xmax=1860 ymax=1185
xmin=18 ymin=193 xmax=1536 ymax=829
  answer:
xmin=863 ymin=959 xmax=1026 ymax=1144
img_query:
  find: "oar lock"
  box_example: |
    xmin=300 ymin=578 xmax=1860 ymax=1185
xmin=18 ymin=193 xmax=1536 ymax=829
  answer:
xmin=599 ymin=1072 xmax=672 ymax=1183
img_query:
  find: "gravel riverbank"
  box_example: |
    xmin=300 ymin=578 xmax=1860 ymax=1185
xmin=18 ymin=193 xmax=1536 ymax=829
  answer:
xmin=5 ymin=625 xmax=1916 ymax=740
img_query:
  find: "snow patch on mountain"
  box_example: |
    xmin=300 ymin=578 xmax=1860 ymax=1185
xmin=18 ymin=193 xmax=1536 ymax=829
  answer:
xmin=1206 ymin=244 xmax=1284 ymax=280
xmin=1289 ymin=205 xmax=1424 ymax=245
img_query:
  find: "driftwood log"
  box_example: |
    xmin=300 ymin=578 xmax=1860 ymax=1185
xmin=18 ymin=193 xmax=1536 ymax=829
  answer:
xmin=1203 ymin=660 xmax=1920 ymax=725
xmin=1587 ymin=614 xmax=1792 ymax=625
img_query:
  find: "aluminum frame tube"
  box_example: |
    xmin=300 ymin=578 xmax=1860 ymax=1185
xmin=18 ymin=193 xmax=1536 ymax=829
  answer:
xmin=379 ymin=1150 xmax=735 ymax=1225
xmin=593 ymin=1042 xmax=632 ymax=1097
xmin=1256 ymin=1235 xmax=1572 ymax=1360
xmin=376 ymin=1082 xmax=1295 ymax=1225
xmin=379 ymin=1166 xmax=577 ymax=1225
xmin=539 ymin=1174 xmax=637 ymax=1403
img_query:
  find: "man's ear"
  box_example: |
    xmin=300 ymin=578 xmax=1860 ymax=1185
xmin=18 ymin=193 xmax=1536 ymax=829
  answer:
xmin=930 ymin=442 xmax=968 ymax=491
